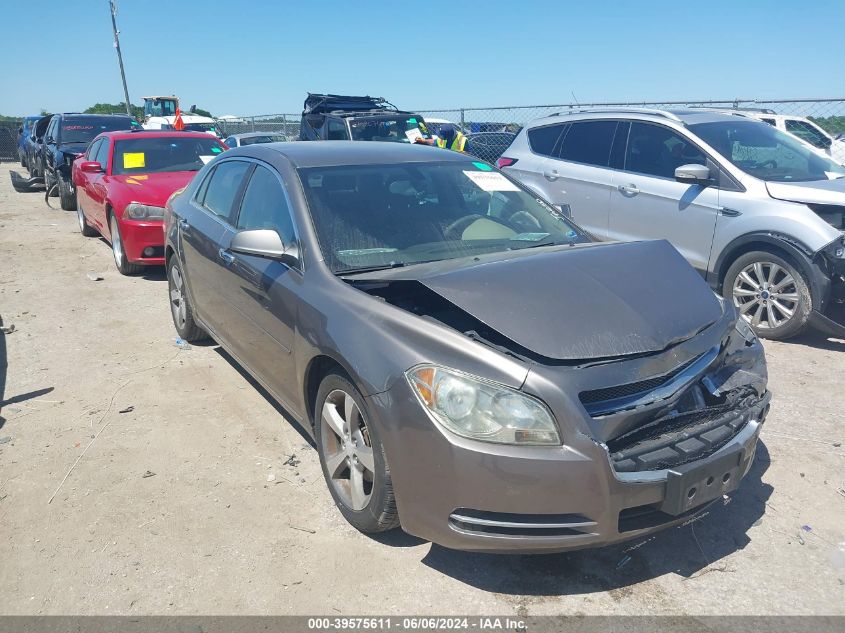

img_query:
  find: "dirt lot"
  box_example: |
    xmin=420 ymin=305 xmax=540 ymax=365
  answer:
xmin=0 ymin=163 xmax=843 ymax=616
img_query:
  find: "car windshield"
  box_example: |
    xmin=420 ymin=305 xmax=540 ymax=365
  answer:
xmin=61 ymin=118 xmax=136 ymax=144
xmin=348 ymin=116 xmax=427 ymax=143
xmin=690 ymin=120 xmax=845 ymax=182
xmin=182 ymin=122 xmax=220 ymax=136
xmin=112 ymin=136 xmax=225 ymax=174
xmin=299 ymin=161 xmax=591 ymax=274
xmin=240 ymin=134 xmax=286 ymax=145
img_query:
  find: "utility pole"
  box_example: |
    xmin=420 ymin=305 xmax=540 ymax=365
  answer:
xmin=109 ymin=0 xmax=133 ymax=117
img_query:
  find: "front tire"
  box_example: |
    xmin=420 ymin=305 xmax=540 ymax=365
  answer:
xmin=723 ymin=250 xmax=812 ymax=340
xmin=315 ymin=373 xmax=399 ymax=533
xmin=109 ymin=213 xmax=142 ymax=275
xmin=58 ymin=173 xmax=76 ymax=210
xmin=167 ymin=256 xmax=208 ymax=342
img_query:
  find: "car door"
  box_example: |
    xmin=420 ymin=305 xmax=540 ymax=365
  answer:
xmin=505 ymin=122 xmax=566 ymax=200
xmin=607 ymin=121 xmax=721 ymax=274
xmin=86 ymin=139 xmax=112 ymax=233
xmin=179 ymin=159 xmax=252 ymax=337
xmin=44 ymin=117 xmax=59 ymax=175
xmin=75 ymin=138 xmax=102 ymax=215
xmin=530 ymin=120 xmax=621 ymax=239
xmin=218 ymin=161 xmax=302 ymax=405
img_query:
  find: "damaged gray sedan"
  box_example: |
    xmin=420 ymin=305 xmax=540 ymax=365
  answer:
xmin=164 ymin=141 xmax=771 ymax=553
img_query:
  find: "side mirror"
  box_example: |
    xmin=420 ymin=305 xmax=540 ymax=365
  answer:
xmin=230 ymin=229 xmax=299 ymax=266
xmin=675 ymin=163 xmax=712 ymax=186
xmin=80 ymin=161 xmax=103 ymax=173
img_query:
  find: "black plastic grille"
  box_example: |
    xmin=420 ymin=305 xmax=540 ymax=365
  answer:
xmin=579 ymin=353 xmax=703 ymax=405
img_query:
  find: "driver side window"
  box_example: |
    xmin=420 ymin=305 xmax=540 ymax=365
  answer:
xmin=624 ymin=122 xmax=707 ymax=179
xmin=94 ymin=140 xmax=110 ymax=171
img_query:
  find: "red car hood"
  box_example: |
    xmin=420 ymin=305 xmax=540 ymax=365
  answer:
xmin=111 ymin=171 xmax=197 ymax=207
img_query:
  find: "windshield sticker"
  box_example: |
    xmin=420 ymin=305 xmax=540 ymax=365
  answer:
xmin=211 ymin=146 xmax=223 ymax=153
xmin=405 ymin=128 xmax=423 ymax=143
xmin=566 ymin=230 xmax=579 ymax=239
xmin=123 ymin=152 xmax=145 ymax=169
xmin=63 ymin=125 xmax=95 ymax=130
xmin=512 ymin=232 xmax=551 ymax=242
xmin=463 ymin=170 xmax=520 ymax=192
xmin=407 ymin=118 xmax=417 ymax=124
xmin=199 ymin=155 xmax=215 ymax=164
xmin=472 ymin=161 xmax=492 ymax=171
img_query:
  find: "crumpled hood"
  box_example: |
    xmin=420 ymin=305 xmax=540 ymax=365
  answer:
xmin=111 ymin=171 xmax=197 ymax=207
xmin=766 ymin=177 xmax=845 ymax=206
xmin=364 ymin=240 xmax=724 ymax=361
xmin=418 ymin=241 xmax=722 ymax=360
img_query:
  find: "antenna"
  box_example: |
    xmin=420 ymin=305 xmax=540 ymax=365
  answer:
xmin=109 ymin=0 xmax=133 ymax=117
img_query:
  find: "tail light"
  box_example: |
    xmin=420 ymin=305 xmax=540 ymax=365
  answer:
xmin=497 ymin=157 xmax=518 ymax=169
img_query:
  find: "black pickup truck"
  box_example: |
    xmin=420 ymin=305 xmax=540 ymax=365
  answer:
xmin=42 ymin=113 xmax=137 ymax=209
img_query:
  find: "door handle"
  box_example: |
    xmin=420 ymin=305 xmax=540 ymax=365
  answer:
xmin=543 ymin=170 xmax=559 ymax=181
xmin=617 ymin=183 xmax=640 ymax=196
xmin=218 ymin=248 xmax=235 ymax=265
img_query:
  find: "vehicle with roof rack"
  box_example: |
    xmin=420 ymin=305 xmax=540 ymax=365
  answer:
xmin=499 ymin=108 xmax=845 ymax=340
xmin=299 ymin=93 xmax=431 ymax=144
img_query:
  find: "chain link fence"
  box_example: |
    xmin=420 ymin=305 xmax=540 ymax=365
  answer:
xmin=0 ymin=121 xmax=22 ymax=163
xmin=216 ymin=98 xmax=845 ymax=164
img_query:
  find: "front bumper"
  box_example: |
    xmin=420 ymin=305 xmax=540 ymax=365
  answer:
xmin=119 ymin=218 xmax=166 ymax=266
xmin=369 ymin=379 xmax=769 ymax=554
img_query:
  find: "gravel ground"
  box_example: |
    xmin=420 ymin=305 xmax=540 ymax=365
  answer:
xmin=0 ymin=164 xmax=843 ymax=616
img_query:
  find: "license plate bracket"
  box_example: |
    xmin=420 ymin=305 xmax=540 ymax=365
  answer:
xmin=660 ymin=444 xmax=750 ymax=516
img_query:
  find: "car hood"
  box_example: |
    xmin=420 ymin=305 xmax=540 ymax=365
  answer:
xmin=354 ymin=240 xmax=723 ymax=361
xmin=111 ymin=171 xmax=198 ymax=207
xmin=58 ymin=143 xmax=88 ymax=156
xmin=766 ymin=177 xmax=845 ymax=206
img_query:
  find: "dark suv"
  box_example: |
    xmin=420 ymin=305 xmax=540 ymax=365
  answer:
xmin=42 ymin=113 xmax=137 ymax=209
xmin=299 ymin=93 xmax=430 ymax=144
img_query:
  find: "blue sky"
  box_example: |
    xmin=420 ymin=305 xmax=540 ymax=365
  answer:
xmin=2 ymin=0 xmax=843 ymax=117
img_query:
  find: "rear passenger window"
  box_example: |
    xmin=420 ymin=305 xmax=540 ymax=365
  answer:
xmin=86 ymin=139 xmax=102 ymax=161
xmin=236 ymin=165 xmax=296 ymax=245
xmin=558 ymin=121 xmax=618 ymax=167
xmin=94 ymin=140 xmax=110 ymax=170
xmin=202 ymin=160 xmax=251 ymax=221
xmin=326 ymin=119 xmax=348 ymax=140
xmin=527 ymin=124 xmax=566 ymax=157
xmin=624 ymin=122 xmax=706 ymax=179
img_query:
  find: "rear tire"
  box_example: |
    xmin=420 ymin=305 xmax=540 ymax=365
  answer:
xmin=723 ymin=250 xmax=812 ymax=340
xmin=314 ymin=373 xmax=399 ymax=534
xmin=167 ymin=256 xmax=208 ymax=342
xmin=109 ymin=213 xmax=143 ymax=275
xmin=77 ymin=202 xmax=98 ymax=237
xmin=58 ymin=173 xmax=76 ymax=210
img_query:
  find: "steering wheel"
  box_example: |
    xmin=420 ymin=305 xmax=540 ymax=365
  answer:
xmin=757 ymin=159 xmax=777 ymax=169
xmin=444 ymin=214 xmax=484 ymax=240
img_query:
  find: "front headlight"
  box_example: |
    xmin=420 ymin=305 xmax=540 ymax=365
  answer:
xmin=822 ymin=234 xmax=845 ymax=259
xmin=124 ymin=203 xmax=165 ymax=220
xmin=406 ymin=365 xmax=560 ymax=445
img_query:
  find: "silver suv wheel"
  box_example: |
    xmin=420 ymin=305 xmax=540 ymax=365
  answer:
xmin=732 ymin=261 xmax=799 ymax=330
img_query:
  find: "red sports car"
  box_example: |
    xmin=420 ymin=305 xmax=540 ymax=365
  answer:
xmin=72 ymin=130 xmax=226 ymax=274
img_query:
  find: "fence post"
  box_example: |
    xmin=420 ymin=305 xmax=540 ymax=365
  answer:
xmin=282 ymin=114 xmax=287 ymax=137
xmin=460 ymin=108 xmax=465 ymax=131
xmin=251 ymin=116 xmax=255 ymax=133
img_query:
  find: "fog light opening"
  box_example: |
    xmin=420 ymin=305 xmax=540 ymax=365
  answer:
xmin=687 ymin=487 xmax=697 ymax=500
xmin=705 ymin=476 xmax=714 ymax=486
xmin=142 ymin=247 xmax=154 ymax=257
xmin=722 ymin=472 xmax=731 ymax=484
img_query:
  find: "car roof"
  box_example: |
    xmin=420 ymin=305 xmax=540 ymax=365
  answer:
xmin=230 ymin=132 xmax=284 ymax=139
xmin=529 ymin=108 xmax=753 ymax=127
xmin=97 ymin=130 xmax=219 ymax=142
xmin=232 ymin=140 xmax=472 ymax=168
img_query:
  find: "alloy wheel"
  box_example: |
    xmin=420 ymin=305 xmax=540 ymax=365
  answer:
xmin=732 ymin=261 xmax=800 ymax=330
xmin=320 ymin=389 xmax=376 ymax=511
xmin=169 ymin=264 xmax=187 ymax=330
xmin=110 ymin=216 xmax=124 ymax=268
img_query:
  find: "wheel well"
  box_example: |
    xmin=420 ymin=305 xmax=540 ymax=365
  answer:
xmin=717 ymin=240 xmax=797 ymax=291
xmin=303 ymin=355 xmax=347 ymax=430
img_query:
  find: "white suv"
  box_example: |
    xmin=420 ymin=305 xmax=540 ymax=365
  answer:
xmin=499 ymin=108 xmax=845 ymax=340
